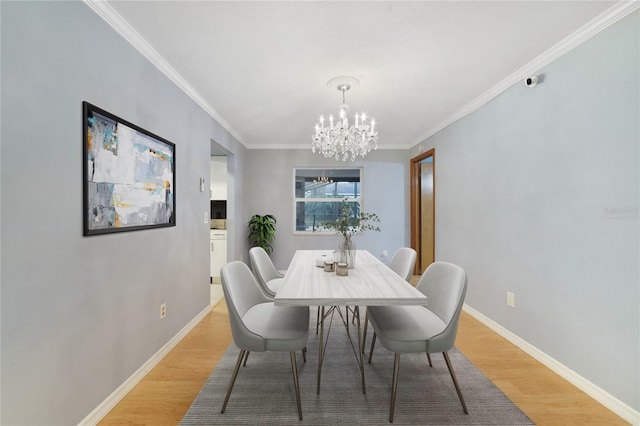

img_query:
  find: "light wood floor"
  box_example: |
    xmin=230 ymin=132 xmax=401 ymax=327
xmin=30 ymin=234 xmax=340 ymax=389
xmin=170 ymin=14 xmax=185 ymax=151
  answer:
xmin=99 ymin=296 xmax=628 ymax=425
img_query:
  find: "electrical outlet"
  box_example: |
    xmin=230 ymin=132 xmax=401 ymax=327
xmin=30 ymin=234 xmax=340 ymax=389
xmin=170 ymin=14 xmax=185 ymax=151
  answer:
xmin=160 ymin=303 xmax=167 ymax=319
xmin=506 ymin=292 xmax=515 ymax=308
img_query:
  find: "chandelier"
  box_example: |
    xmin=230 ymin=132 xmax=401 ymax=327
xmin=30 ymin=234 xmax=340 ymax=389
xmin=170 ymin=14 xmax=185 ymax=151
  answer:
xmin=313 ymin=176 xmax=333 ymax=184
xmin=312 ymin=76 xmax=378 ymax=161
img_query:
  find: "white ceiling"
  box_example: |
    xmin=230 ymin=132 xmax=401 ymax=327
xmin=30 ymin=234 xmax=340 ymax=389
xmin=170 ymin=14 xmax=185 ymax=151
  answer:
xmin=102 ymin=1 xmax=623 ymax=150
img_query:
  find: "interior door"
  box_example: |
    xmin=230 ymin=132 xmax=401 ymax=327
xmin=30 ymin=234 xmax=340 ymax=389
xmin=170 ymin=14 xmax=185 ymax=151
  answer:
xmin=420 ymin=159 xmax=434 ymax=269
xmin=410 ymin=149 xmax=435 ymax=274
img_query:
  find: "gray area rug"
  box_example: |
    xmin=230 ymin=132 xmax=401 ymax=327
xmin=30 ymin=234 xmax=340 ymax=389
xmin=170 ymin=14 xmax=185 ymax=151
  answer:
xmin=182 ymin=308 xmax=534 ymax=425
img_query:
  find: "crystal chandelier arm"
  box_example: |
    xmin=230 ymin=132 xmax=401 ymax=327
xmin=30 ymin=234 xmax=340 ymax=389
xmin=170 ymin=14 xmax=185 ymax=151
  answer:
xmin=311 ymin=76 xmax=378 ymax=161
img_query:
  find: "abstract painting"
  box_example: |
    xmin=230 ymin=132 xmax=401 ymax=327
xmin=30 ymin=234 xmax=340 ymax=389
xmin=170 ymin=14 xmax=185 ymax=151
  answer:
xmin=83 ymin=102 xmax=176 ymax=235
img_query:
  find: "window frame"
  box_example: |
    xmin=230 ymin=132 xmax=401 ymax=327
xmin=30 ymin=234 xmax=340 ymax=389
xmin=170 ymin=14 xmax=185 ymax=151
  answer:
xmin=292 ymin=167 xmax=364 ymax=236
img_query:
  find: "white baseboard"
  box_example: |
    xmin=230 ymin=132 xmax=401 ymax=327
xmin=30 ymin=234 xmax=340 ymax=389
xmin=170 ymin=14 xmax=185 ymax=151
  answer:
xmin=78 ymin=304 xmax=213 ymax=426
xmin=462 ymin=304 xmax=640 ymax=426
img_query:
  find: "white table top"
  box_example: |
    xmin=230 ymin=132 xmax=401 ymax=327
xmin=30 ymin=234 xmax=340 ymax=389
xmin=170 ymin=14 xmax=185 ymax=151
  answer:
xmin=275 ymin=250 xmax=428 ymax=306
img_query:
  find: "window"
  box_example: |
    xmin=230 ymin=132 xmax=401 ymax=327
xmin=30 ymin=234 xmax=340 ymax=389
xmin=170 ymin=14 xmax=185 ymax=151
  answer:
xmin=294 ymin=168 xmax=362 ymax=234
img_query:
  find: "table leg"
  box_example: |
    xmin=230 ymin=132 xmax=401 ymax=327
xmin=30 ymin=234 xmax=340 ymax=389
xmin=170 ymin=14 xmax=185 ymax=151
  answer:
xmin=355 ymin=306 xmax=366 ymax=394
xmin=361 ymin=308 xmax=368 ymax=353
xmin=317 ymin=305 xmax=325 ymax=394
xmin=317 ymin=306 xmax=365 ymax=394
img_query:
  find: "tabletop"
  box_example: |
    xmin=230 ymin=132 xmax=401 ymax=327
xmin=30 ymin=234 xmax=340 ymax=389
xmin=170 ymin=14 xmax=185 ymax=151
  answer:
xmin=275 ymin=250 xmax=428 ymax=306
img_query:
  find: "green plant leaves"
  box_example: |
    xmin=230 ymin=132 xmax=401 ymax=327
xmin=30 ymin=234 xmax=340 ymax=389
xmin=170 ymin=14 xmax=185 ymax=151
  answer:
xmin=323 ymin=199 xmax=380 ymax=238
xmin=248 ymin=214 xmax=277 ymax=254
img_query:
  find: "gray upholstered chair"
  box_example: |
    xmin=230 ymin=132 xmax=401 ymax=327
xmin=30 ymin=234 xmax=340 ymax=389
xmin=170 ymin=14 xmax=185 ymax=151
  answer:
xmin=367 ymin=261 xmax=468 ymax=423
xmin=362 ymin=247 xmax=417 ymax=349
xmin=249 ymin=246 xmax=284 ymax=297
xmin=220 ymin=261 xmax=310 ymax=420
xmin=387 ymin=247 xmax=417 ymax=281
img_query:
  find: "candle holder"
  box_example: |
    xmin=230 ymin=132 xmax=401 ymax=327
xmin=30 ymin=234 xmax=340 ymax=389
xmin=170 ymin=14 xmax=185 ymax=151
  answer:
xmin=336 ymin=262 xmax=349 ymax=276
xmin=324 ymin=260 xmax=335 ymax=272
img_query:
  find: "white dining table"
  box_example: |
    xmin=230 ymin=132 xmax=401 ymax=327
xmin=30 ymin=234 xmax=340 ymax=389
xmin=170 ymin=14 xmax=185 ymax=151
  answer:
xmin=275 ymin=249 xmax=428 ymax=394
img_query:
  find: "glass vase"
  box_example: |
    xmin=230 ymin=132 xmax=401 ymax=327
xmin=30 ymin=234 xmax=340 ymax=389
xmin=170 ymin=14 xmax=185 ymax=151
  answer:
xmin=339 ymin=236 xmax=356 ymax=269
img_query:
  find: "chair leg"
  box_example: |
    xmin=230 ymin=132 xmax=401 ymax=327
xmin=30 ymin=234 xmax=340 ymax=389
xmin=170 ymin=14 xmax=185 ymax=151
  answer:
xmin=368 ymin=332 xmax=377 ymax=364
xmin=426 ymin=352 xmax=432 ymax=367
xmin=389 ymin=353 xmax=401 ymax=423
xmin=221 ymin=349 xmax=245 ymax=414
xmin=443 ymin=352 xmax=468 ymax=414
xmin=290 ymin=351 xmax=303 ymax=420
xmin=302 ymin=346 xmax=307 ymax=363
xmin=242 ymin=351 xmax=250 ymax=366
xmin=316 ymin=308 xmax=320 ymax=334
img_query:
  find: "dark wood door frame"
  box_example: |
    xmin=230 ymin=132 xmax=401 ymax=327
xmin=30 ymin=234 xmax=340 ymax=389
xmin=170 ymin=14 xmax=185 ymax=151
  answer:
xmin=410 ymin=149 xmax=435 ymax=275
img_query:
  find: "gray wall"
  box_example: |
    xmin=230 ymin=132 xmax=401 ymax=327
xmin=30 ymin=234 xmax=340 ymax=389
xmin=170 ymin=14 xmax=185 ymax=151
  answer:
xmin=0 ymin=2 xmax=244 ymax=424
xmin=413 ymin=11 xmax=639 ymax=410
xmin=243 ymin=149 xmax=410 ymax=270
xmin=1 ymin=1 xmax=637 ymax=423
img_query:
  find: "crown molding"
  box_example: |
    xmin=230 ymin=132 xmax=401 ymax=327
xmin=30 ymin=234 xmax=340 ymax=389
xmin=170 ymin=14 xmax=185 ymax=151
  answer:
xmin=84 ymin=0 xmax=638 ymax=151
xmin=82 ymin=0 xmax=247 ymax=147
xmin=411 ymin=0 xmax=640 ymax=147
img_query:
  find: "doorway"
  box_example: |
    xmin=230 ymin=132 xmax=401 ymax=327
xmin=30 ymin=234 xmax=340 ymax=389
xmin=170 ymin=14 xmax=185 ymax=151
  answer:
xmin=210 ymin=140 xmax=232 ymax=305
xmin=410 ymin=149 xmax=435 ymax=275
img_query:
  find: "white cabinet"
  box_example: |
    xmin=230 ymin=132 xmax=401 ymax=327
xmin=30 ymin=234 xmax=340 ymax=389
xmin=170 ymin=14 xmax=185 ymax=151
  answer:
xmin=210 ymin=156 xmax=227 ymax=200
xmin=210 ymin=230 xmax=227 ymax=284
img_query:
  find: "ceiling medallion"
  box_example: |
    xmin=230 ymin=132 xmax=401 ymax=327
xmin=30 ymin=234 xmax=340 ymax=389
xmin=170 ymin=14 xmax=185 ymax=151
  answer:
xmin=312 ymin=76 xmax=378 ymax=161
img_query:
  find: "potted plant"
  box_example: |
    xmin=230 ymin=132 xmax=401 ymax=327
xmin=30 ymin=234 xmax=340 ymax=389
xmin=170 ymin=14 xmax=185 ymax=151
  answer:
xmin=324 ymin=199 xmax=380 ymax=268
xmin=248 ymin=214 xmax=277 ymax=254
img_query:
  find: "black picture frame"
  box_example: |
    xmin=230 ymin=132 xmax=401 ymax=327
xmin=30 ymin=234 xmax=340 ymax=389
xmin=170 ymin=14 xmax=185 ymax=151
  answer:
xmin=83 ymin=101 xmax=176 ymax=236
